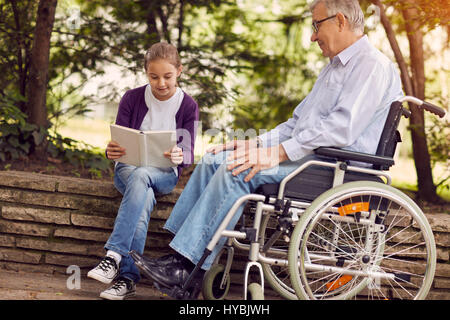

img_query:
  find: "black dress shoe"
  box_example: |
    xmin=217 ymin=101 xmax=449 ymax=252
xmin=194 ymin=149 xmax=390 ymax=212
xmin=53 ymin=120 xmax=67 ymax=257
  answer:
xmin=145 ymin=262 xmax=191 ymax=288
xmin=143 ymin=253 xmax=185 ymax=268
xmin=129 ymin=250 xmax=185 ymax=268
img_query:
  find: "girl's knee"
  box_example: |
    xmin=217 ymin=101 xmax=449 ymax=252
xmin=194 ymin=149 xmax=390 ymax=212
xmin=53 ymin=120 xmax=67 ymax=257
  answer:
xmin=126 ymin=167 xmax=152 ymax=188
xmin=131 ymin=167 xmax=150 ymax=179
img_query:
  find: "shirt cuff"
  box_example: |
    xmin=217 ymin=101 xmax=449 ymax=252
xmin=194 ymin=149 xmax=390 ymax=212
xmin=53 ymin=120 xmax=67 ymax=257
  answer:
xmin=281 ymin=138 xmax=311 ymax=162
xmin=257 ymin=130 xmax=279 ymax=148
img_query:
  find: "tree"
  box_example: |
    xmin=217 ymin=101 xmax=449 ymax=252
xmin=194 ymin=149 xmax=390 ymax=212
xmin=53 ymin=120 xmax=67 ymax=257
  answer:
xmin=2 ymin=0 xmax=285 ymax=164
xmin=0 ymin=0 xmax=110 ymax=173
xmin=0 ymin=1 xmax=37 ymax=110
xmin=229 ymin=1 xmax=318 ymax=132
xmin=1 ymin=0 xmax=447 ymax=188
xmin=371 ymin=0 xmax=448 ymax=202
xmin=26 ymin=0 xmax=58 ymax=160
xmin=50 ymin=0 xmax=249 ymax=129
xmin=0 ymin=0 xmax=57 ymax=161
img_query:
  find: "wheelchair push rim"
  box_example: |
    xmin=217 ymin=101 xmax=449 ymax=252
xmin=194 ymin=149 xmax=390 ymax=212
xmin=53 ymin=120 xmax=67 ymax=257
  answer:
xmin=288 ymin=181 xmax=436 ymax=300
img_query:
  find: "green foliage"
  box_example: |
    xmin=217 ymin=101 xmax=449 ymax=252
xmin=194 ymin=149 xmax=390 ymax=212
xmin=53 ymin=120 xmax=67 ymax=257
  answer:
xmin=227 ymin=2 xmax=318 ymax=131
xmin=48 ymin=0 xmax=252 ymax=130
xmin=426 ymin=115 xmax=450 ymax=190
xmin=47 ymin=132 xmax=113 ymax=178
xmin=0 ymin=94 xmax=37 ymax=162
xmin=383 ymin=0 xmax=450 ymax=31
xmin=0 ymin=92 xmax=112 ymax=177
xmin=0 ymin=1 xmax=38 ymax=103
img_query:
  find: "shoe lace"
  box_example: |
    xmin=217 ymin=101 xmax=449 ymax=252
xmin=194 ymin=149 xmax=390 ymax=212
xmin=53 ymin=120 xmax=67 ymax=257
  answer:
xmin=111 ymin=279 xmax=127 ymax=291
xmin=98 ymin=256 xmax=117 ymax=272
xmin=111 ymin=280 xmax=127 ymax=290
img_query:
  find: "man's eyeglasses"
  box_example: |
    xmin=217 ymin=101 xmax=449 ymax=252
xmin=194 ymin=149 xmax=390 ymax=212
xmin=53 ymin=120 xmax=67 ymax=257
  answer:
xmin=312 ymin=15 xmax=337 ymax=33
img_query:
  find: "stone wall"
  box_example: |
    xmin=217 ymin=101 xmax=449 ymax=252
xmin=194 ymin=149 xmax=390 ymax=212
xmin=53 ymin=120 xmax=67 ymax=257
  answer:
xmin=0 ymin=170 xmax=448 ymax=299
xmin=0 ymin=170 xmax=176 ymax=275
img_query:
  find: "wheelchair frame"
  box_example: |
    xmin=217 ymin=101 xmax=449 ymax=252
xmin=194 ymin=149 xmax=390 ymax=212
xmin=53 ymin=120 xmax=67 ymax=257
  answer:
xmin=208 ymin=158 xmax=393 ymax=299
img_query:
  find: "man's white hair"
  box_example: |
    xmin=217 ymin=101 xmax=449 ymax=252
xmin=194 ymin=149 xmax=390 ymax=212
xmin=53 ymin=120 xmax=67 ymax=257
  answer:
xmin=310 ymin=0 xmax=365 ymax=35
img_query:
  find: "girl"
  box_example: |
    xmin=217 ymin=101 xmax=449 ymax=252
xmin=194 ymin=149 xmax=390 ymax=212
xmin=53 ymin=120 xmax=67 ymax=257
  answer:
xmin=87 ymin=42 xmax=199 ymax=300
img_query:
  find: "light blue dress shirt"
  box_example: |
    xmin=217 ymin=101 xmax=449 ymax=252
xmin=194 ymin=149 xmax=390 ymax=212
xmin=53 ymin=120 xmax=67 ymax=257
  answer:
xmin=258 ymin=35 xmax=403 ymax=161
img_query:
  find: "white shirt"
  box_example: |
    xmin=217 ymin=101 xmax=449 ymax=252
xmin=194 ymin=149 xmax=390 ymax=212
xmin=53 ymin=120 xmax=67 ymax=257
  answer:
xmin=140 ymin=85 xmax=184 ymax=174
xmin=140 ymin=86 xmax=184 ymax=132
xmin=258 ymin=35 xmax=403 ymax=161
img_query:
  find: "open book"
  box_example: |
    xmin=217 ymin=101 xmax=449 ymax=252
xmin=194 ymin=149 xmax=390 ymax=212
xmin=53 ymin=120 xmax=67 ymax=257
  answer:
xmin=110 ymin=124 xmax=177 ymax=168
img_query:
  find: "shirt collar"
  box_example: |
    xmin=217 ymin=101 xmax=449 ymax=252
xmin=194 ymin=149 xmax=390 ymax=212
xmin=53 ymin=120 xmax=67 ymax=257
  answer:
xmin=333 ymin=35 xmax=369 ymax=66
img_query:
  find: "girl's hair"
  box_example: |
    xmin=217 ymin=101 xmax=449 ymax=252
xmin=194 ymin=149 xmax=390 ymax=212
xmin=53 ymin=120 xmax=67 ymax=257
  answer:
xmin=144 ymin=42 xmax=181 ymax=71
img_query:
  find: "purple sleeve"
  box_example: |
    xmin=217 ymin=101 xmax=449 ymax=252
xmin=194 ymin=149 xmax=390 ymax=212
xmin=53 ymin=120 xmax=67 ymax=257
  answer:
xmin=177 ymin=98 xmax=199 ymax=168
xmin=115 ymin=91 xmax=132 ymax=127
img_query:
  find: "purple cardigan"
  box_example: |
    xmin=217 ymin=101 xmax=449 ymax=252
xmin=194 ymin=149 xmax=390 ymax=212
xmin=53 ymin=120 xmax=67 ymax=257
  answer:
xmin=115 ymin=85 xmax=199 ymax=176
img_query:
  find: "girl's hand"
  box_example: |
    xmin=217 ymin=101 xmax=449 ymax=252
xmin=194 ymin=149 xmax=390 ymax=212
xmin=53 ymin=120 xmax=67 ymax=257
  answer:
xmin=164 ymin=145 xmax=183 ymax=165
xmin=106 ymin=140 xmax=126 ymax=160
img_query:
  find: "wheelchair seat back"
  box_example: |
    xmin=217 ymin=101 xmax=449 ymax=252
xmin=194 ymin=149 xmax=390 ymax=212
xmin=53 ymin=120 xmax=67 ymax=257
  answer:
xmin=256 ymin=163 xmax=383 ymax=202
xmin=373 ymin=100 xmax=405 ymax=170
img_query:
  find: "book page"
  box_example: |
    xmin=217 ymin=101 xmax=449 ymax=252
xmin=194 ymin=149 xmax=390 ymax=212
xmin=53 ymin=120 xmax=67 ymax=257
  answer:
xmin=143 ymin=130 xmax=177 ymax=168
xmin=110 ymin=124 xmax=142 ymax=167
xmin=110 ymin=124 xmax=177 ymax=168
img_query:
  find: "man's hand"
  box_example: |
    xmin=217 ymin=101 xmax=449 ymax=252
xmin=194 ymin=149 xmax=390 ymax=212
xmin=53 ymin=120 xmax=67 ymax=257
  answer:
xmin=106 ymin=140 xmax=126 ymax=160
xmin=226 ymin=143 xmax=289 ymax=182
xmin=206 ymin=139 xmax=258 ymax=155
xmin=164 ymin=145 xmax=183 ymax=165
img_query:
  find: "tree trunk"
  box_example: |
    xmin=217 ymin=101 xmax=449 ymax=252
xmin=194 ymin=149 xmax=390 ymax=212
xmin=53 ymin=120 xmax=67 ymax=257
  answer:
xmin=371 ymin=0 xmax=438 ymax=202
xmin=371 ymin=0 xmax=414 ymax=95
xmin=401 ymin=0 xmax=438 ymax=202
xmin=146 ymin=2 xmax=161 ymax=43
xmin=177 ymin=0 xmax=184 ymax=49
xmin=26 ymin=0 xmax=58 ymax=160
xmin=9 ymin=0 xmax=28 ymax=112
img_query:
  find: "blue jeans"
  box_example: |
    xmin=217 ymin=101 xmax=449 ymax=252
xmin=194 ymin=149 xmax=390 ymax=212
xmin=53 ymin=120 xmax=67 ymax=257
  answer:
xmin=164 ymin=151 xmax=312 ymax=270
xmin=105 ymin=163 xmax=178 ymax=283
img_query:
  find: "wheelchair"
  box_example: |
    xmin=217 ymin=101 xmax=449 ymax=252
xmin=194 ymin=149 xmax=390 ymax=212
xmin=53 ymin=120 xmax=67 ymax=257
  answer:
xmin=132 ymin=96 xmax=446 ymax=300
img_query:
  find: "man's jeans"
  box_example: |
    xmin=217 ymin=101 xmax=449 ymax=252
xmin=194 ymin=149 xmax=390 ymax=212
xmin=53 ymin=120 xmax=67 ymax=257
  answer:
xmin=105 ymin=163 xmax=178 ymax=283
xmin=164 ymin=151 xmax=311 ymax=270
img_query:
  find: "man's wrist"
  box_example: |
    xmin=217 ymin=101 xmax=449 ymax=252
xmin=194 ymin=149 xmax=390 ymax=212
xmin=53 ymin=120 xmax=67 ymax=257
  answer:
xmin=278 ymin=144 xmax=289 ymax=163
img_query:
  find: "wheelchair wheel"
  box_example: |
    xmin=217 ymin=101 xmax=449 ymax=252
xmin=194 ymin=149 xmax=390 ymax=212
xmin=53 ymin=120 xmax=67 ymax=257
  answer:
xmin=247 ymin=283 xmax=264 ymax=300
xmin=201 ymin=264 xmax=230 ymax=300
xmin=288 ymin=181 xmax=436 ymax=300
xmin=259 ymin=213 xmax=298 ymax=300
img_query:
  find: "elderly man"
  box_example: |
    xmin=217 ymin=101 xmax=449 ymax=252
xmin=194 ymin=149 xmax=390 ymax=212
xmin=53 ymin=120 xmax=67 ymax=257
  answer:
xmin=138 ymin=0 xmax=403 ymax=292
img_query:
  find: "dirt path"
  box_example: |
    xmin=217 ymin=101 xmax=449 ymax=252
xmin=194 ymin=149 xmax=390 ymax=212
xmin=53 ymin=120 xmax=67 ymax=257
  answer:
xmin=0 ymin=269 xmax=167 ymax=300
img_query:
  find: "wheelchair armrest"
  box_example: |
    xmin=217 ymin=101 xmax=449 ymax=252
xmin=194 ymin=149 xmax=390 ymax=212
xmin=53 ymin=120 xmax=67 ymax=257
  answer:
xmin=314 ymin=147 xmax=395 ymax=168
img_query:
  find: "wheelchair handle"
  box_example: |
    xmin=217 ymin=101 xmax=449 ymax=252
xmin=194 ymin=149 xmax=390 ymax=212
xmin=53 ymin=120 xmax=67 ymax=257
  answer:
xmin=399 ymin=96 xmax=446 ymax=118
